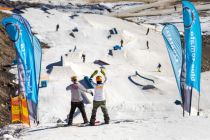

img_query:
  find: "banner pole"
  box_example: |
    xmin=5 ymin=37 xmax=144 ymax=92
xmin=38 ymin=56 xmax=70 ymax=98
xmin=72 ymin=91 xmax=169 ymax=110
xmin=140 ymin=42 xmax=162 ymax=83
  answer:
xmin=18 ymin=95 xmax=22 ymax=123
xmin=189 ymin=87 xmax=193 ymax=116
xmin=36 ymin=98 xmax=39 ymax=124
xmin=182 ymin=91 xmax=185 ymax=117
xmin=183 ymin=102 xmax=185 ymax=117
xmin=197 ymin=93 xmax=201 ymax=116
xmin=26 ymin=98 xmax=31 ymax=126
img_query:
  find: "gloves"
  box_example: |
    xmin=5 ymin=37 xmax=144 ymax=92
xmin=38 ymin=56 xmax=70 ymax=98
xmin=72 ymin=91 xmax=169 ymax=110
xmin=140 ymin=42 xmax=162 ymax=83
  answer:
xmin=90 ymin=70 xmax=98 ymax=78
xmin=101 ymin=69 xmax=105 ymax=76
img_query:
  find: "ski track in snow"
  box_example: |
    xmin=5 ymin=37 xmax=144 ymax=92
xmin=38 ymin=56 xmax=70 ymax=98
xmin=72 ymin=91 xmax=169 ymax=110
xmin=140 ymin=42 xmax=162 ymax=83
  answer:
xmin=1 ymin=1 xmax=210 ymax=140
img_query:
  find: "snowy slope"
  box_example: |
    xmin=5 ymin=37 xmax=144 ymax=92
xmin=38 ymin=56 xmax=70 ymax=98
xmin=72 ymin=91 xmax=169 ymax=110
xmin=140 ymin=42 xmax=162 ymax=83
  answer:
xmin=1 ymin=3 xmax=210 ymax=140
xmin=21 ymin=8 xmax=175 ymax=124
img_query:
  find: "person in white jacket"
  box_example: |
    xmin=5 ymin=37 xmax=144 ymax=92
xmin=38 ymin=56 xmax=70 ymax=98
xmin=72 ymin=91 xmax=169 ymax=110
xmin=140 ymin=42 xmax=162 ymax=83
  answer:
xmin=89 ymin=69 xmax=110 ymax=125
xmin=66 ymin=76 xmax=93 ymax=125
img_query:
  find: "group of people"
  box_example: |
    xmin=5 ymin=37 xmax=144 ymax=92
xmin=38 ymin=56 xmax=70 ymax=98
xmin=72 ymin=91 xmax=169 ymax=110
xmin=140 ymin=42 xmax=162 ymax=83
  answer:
xmin=66 ymin=69 xmax=109 ymax=126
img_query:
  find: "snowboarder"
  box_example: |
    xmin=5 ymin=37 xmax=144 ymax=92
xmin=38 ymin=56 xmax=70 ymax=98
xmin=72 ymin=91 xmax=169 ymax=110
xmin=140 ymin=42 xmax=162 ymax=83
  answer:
xmin=81 ymin=54 xmax=86 ymax=63
xmin=120 ymin=39 xmax=124 ymax=47
xmin=89 ymin=69 xmax=110 ymax=126
xmin=174 ymin=5 xmax=177 ymax=11
xmin=73 ymin=46 xmax=77 ymax=52
xmin=157 ymin=63 xmax=162 ymax=72
xmin=66 ymin=76 xmax=93 ymax=125
xmin=56 ymin=24 xmax=59 ymax=31
xmin=146 ymin=41 xmax=149 ymax=49
xmin=146 ymin=28 xmax=150 ymax=35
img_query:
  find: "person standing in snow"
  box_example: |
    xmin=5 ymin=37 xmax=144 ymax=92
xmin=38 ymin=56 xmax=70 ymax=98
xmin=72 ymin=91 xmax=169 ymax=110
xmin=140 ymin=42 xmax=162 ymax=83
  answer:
xmin=66 ymin=76 xmax=93 ymax=125
xmin=174 ymin=5 xmax=177 ymax=11
xmin=120 ymin=39 xmax=124 ymax=47
xmin=89 ymin=69 xmax=110 ymax=126
xmin=73 ymin=46 xmax=77 ymax=52
xmin=81 ymin=54 xmax=86 ymax=63
xmin=157 ymin=63 xmax=162 ymax=72
xmin=146 ymin=41 xmax=149 ymax=49
xmin=56 ymin=24 xmax=59 ymax=32
xmin=146 ymin=28 xmax=150 ymax=35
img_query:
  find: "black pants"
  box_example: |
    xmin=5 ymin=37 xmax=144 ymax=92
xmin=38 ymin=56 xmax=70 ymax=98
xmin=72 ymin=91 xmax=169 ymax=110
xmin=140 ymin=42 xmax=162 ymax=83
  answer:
xmin=68 ymin=101 xmax=88 ymax=125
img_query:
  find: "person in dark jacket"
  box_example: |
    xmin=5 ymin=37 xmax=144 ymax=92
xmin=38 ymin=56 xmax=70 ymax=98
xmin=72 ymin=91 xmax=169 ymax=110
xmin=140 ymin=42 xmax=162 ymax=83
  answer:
xmin=120 ymin=39 xmax=124 ymax=47
xmin=56 ymin=24 xmax=59 ymax=31
xmin=81 ymin=54 xmax=86 ymax=63
xmin=157 ymin=63 xmax=162 ymax=72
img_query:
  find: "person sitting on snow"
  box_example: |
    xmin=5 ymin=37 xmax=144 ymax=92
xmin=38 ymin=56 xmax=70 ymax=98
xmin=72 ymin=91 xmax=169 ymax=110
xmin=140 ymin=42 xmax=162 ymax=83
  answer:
xmin=66 ymin=76 xmax=93 ymax=125
xmin=89 ymin=69 xmax=110 ymax=126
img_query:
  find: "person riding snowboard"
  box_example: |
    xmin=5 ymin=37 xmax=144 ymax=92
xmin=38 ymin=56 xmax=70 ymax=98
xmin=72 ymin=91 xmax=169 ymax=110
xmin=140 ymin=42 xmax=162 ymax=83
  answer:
xmin=66 ymin=76 xmax=93 ymax=125
xmin=157 ymin=63 xmax=162 ymax=72
xmin=89 ymin=68 xmax=110 ymax=126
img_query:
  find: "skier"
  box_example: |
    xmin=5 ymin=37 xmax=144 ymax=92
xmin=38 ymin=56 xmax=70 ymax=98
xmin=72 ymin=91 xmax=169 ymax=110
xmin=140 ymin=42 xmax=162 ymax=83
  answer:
xmin=89 ymin=69 xmax=110 ymax=126
xmin=56 ymin=24 xmax=59 ymax=31
xmin=146 ymin=41 xmax=149 ymax=49
xmin=146 ymin=28 xmax=150 ymax=35
xmin=81 ymin=54 xmax=86 ymax=63
xmin=73 ymin=46 xmax=77 ymax=52
xmin=120 ymin=39 xmax=124 ymax=47
xmin=174 ymin=5 xmax=177 ymax=11
xmin=66 ymin=76 xmax=93 ymax=125
xmin=157 ymin=63 xmax=162 ymax=72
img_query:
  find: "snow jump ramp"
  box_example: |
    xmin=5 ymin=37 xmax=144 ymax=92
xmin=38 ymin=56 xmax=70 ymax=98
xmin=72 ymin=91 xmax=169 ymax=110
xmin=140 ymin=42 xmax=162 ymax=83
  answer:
xmin=63 ymin=51 xmax=83 ymax=66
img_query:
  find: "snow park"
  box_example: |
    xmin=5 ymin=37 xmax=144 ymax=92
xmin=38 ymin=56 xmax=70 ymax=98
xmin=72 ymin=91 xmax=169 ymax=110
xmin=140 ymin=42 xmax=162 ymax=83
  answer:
xmin=0 ymin=0 xmax=210 ymax=139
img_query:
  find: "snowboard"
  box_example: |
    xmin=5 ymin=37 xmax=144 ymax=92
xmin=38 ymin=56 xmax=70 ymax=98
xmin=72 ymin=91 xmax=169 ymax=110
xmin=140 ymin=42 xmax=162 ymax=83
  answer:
xmin=78 ymin=120 xmax=103 ymax=127
xmin=56 ymin=121 xmax=102 ymax=127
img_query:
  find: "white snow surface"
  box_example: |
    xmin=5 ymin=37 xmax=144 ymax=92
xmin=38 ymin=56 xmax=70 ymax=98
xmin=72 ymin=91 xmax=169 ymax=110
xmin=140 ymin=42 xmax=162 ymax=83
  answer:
xmin=1 ymin=3 xmax=210 ymax=140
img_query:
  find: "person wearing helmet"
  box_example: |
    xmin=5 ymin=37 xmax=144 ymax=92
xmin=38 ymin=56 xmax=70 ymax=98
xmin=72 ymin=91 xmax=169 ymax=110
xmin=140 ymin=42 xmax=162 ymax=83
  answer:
xmin=66 ymin=76 xmax=93 ymax=125
xmin=89 ymin=69 xmax=110 ymax=126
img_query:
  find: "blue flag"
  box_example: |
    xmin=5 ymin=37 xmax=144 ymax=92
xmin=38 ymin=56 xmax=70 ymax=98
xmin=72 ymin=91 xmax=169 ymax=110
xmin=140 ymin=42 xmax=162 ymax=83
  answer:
xmin=2 ymin=16 xmax=42 ymax=121
xmin=12 ymin=14 xmax=33 ymax=40
xmin=182 ymin=1 xmax=202 ymax=93
xmin=33 ymin=36 xmax=42 ymax=92
xmin=13 ymin=15 xmax=42 ymax=92
xmin=162 ymin=24 xmax=183 ymax=95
